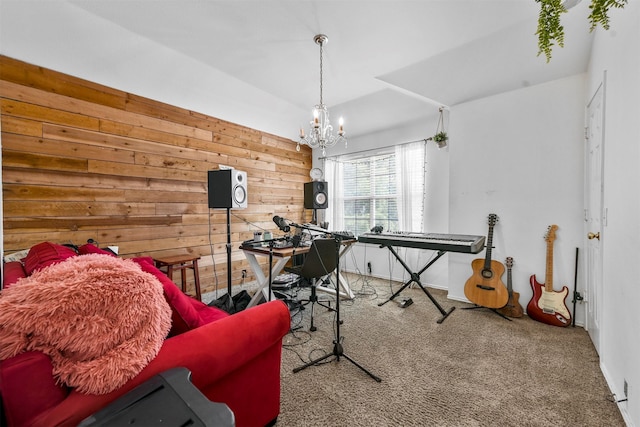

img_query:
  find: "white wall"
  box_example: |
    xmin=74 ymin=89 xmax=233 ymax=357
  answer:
xmin=448 ymin=75 xmax=587 ymax=324
xmin=587 ymin=2 xmax=640 ymax=425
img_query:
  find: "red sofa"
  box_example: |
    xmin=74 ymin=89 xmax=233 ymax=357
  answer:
xmin=0 ymin=242 xmax=291 ymax=427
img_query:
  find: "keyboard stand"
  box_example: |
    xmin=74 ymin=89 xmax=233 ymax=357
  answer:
xmin=377 ymin=247 xmax=456 ymax=324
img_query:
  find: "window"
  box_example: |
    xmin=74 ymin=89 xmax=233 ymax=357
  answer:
xmin=325 ymin=141 xmax=426 ymax=236
xmin=341 ymin=153 xmax=398 ymax=236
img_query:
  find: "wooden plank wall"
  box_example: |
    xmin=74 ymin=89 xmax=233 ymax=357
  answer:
xmin=1 ymin=55 xmax=313 ymax=294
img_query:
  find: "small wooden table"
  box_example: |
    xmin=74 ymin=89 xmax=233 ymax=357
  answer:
xmin=154 ymin=255 xmax=202 ymax=301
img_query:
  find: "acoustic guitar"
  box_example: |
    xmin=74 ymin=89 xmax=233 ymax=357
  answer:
xmin=464 ymin=214 xmax=508 ymax=309
xmin=527 ymin=225 xmax=571 ymax=327
xmin=496 ymin=257 xmax=524 ymax=318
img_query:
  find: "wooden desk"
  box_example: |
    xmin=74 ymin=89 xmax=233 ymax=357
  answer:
xmin=241 ymin=240 xmax=356 ymax=308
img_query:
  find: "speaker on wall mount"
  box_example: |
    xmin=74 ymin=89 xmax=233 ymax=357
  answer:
xmin=304 ymin=181 xmax=328 ymax=209
xmin=208 ymin=169 xmax=248 ymax=209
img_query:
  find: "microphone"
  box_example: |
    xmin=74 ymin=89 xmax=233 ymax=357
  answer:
xmin=272 ymin=215 xmax=290 ymax=233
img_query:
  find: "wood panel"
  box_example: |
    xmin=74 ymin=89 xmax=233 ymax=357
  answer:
xmin=1 ymin=55 xmax=314 ymax=294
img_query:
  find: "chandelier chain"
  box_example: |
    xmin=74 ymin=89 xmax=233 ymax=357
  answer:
xmin=319 ymin=40 xmax=324 ymax=106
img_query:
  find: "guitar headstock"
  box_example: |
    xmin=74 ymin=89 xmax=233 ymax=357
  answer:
xmin=545 ymin=225 xmax=559 ymax=243
xmin=487 ymin=213 xmax=499 ymax=227
xmin=505 ymin=256 xmax=514 ymax=268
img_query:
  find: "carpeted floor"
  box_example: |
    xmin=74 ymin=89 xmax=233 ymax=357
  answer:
xmin=273 ymin=273 xmax=625 ymax=426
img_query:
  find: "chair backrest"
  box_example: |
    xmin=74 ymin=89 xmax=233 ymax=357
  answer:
xmin=299 ymin=238 xmax=339 ymax=280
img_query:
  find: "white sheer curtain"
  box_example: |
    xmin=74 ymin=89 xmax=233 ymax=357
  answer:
xmin=395 ymin=141 xmax=426 ymax=232
xmin=324 ymin=158 xmax=344 ymax=231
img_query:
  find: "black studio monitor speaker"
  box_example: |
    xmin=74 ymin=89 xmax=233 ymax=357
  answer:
xmin=304 ymin=181 xmax=328 ymax=209
xmin=208 ymin=169 xmax=248 ymax=209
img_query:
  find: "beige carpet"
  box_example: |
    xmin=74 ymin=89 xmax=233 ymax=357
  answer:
xmin=275 ymin=274 xmax=624 ymax=426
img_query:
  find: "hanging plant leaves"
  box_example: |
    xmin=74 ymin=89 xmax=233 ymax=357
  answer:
xmin=536 ymin=0 xmax=628 ymax=62
xmin=588 ymin=0 xmax=627 ymax=31
xmin=535 ymin=0 xmax=567 ymax=63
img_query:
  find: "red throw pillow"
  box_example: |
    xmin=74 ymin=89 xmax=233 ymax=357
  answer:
xmin=2 ymin=262 xmax=27 ymax=289
xmin=78 ymin=243 xmax=117 ymax=257
xmin=132 ymin=257 xmax=207 ymax=335
xmin=23 ymin=242 xmax=77 ymax=276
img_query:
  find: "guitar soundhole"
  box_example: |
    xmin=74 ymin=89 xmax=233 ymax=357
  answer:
xmin=481 ymin=269 xmax=493 ymax=279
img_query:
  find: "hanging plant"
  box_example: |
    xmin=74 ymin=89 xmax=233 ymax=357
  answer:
xmin=426 ymin=107 xmax=448 ymax=148
xmin=432 ymin=132 xmax=448 ymax=143
xmin=535 ymin=0 xmax=628 ymax=62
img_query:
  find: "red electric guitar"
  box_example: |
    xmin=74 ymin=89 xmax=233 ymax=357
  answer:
xmin=527 ymin=225 xmax=571 ymax=327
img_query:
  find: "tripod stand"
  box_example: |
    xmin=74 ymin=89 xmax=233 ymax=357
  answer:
xmin=462 ymin=305 xmax=511 ymax=321
xmin=290 ymin=224 xmax=381 ymax=382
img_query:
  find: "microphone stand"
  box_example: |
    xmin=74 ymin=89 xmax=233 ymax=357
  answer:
xmin=268 ymin=238 xmax=274 ymax=302
xmin=289 ymin=222 xmax=381 ymax=382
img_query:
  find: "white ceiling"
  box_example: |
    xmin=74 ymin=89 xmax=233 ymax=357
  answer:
xmin=0 ymin=0 xmax=593 ymax=140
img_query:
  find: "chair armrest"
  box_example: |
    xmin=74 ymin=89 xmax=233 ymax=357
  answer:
xmin=31 ymin=300 xmax=290 ymax=427
xmin=158 ymin=300 xmax=290 ymax=388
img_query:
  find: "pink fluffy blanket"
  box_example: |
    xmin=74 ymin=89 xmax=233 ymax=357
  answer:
xmin=0 ymin=254 xmax=172 ymax=394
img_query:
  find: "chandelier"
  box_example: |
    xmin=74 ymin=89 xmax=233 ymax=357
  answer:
xmin=297 ymin=34 xmax=347 ymax=156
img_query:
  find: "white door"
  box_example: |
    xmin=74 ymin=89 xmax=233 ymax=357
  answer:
xmin=585 ymin=80 xmax=605 ymax=354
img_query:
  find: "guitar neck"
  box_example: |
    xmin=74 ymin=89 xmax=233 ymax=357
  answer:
xmin=545 ymin=239 xmax=554 ymax=291
xmin=484 ymin=225 xmax=494 ymax=269
xmin=507 ymin=267 xmax=513 ymax=293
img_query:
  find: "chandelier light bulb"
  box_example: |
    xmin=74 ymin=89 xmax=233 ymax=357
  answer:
xmin=313 ymin=109 xmax=320 ymax=128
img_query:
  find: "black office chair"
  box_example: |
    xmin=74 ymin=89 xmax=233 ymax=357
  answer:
xmin=284 ymin=237 xmax=339 ymax=331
